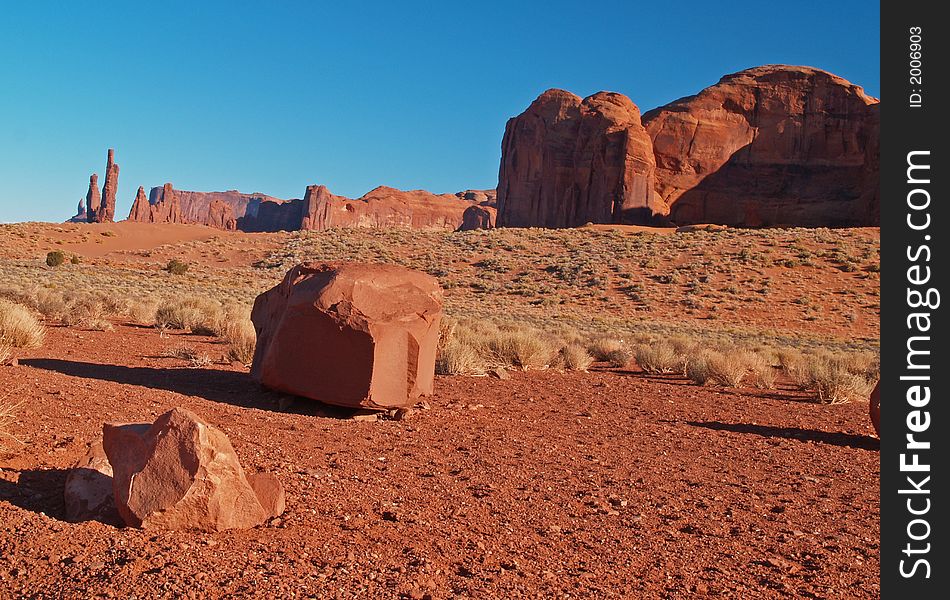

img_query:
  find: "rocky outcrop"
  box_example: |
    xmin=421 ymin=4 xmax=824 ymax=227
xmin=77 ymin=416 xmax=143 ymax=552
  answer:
xmin=207 ymin=199 xmax=237 ymax=230
xmin=129 ymin=183 xmax=183 ymax=224
xmin=251 ymin=262 xmax=443 ymax=409
xmin=496 ymin=89 xmax=664 ymax=228
xmin=642 ymin=65 xmax=880 ymax=227
xmin=102 ymin=407 xmax=283 ymax=531
xmin=92 ymin=149 xmax=119 ymax=223
xmin=293 ymin=185 xmax=476 ymax=232
xmin=459 ymin=204 xmax=497 ymax=230
xmin=126 ymin=183 xmax=479 ymax=233
xmin=85 ymin=174 xmax=101 ymax=221
xmin=495 ymin=65 xmax=879 ymax=228
xmin=67 ymin=200 xmax=87 ymax=223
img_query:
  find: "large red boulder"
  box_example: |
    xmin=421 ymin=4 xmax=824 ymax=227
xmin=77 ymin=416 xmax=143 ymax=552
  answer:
xmin=869 ymin=381 xmax=880 ymax=436
xmin=251 ymin=262 xmax=443 ymax=409
xmin=102 ymin=408 xmax=282 ymax=531
xmin=642 ymin=65 xmax=879 ymax=227
xmin=497 ymin=89 xmax=664 ymax=228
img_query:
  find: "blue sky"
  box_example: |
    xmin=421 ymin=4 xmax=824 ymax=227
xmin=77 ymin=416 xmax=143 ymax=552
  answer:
xmin=0 ymin=1 xmax=879 ymax=223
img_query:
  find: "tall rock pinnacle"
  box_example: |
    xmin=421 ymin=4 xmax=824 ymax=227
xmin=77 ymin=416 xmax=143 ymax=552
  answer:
xmin=92 ymin=148 xmax=119 ymax=222
xmin=85 ymin=174 xmax=101 ymax=220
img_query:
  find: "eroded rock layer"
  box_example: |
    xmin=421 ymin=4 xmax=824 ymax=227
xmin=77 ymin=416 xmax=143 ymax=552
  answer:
xmin=497 ymin=89 xmax=663 ymax=228
xmin=642 ymin=65 xmax=879 ymax=227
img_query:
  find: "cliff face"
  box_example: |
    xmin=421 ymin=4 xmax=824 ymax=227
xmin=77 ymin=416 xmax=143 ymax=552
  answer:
xmin=497 ymin=89 xmax=663 ymax=228
xmin=496 ymin=65 xmax=880 ymax=228
xmin=129 ymin=183 xmax=183 ymax=224
xmin=127 ymin=183 xmax=484 ymax=232
xmin=641 ymin=65 xmax=880 ymax=227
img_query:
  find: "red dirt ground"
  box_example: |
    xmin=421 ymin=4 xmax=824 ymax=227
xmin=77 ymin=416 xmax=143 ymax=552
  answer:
xmin=1 ymin=323 xmax=879 ymax=598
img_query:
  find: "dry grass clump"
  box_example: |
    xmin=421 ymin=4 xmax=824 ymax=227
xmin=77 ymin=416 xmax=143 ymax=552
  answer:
xmin=745 ymin=351 xmax=777 ymax=389
xmin=0 ymin=340 xmax=11 ymax=365
xmin=685 ymin=350 xmax=712 ymax=385
xmin=560 ymin=343 xmax=594 ymax=371
xmin=705 ymin=350 xmax=750 ymax=388
xmin=587 ymin=336 xmax=633 ymax=367
xmin=0 ymin=298 xmax=45 ymax=349
xmin=777 ymin=348 xmax=877 ymax=403
xmin=224 ymin=319 xmax=257 ymax=365
xmin=163 ymin=344 xmax=213 ymax=368
xmin=804 ymin=353 xmax=875 ymax=404
xmin=485 ymin=325 xmax=560 ymax=371
xmin=155 ymin=297 xmax=225 ymax=334
xmin=436 ymin=318 xmax=572 ymax=375
xmin=634 ymin=342 xmax=685 ymax=374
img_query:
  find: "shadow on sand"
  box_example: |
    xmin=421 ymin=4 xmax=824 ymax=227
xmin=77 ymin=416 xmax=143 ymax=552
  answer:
xmin=0 ymin=468 xmax=71 ymax=522
xmin=19 ymin=358 xmax=362 ymax=418
xmin=687 ymin=421 xmax=879 ymax=451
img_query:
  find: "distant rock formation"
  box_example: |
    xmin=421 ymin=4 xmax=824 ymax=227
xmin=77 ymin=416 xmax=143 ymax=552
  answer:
xmin=85 ymin=174 xmax=101 ymax=221
xmin=496 ymin=89 xmax=664 ymax=228
xmin=459 ymin=204 xmax=497 ymax=231
xmin=93 ymin=149 xmax=119 ymax=223
xmin=496 ymin=65 xmax=880 ymax=228
xmin=127 ymin=183 xmax=484 ymax=233
xmin=129 ymin=183 xmax=183 ymax=224
xmin=67 ymin=200 xmax=87 ymax=223
xmin=642 ymin=65 xmax=879 ymax=227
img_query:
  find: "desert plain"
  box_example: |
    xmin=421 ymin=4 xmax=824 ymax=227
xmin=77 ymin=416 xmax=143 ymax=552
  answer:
xmin=0 ymin=220 xmax=879 ymax=598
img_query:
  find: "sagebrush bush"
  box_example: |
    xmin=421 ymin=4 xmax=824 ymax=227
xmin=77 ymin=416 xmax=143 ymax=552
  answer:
xmin=46 ymin=250 xmax=66 ymax=267
xmin=224 ymin=319 xmax=257 ymax=365
xmin=685 ymin=350 xmax=711 ymax=385
xmin=155 ymin=297 xmax=224 ymax=334
xmin=560 ymin=343 xmax=594 ymax=371
xmin=705 ymin=350 xmax=749 ymax=387
xmin=164 ymin=259 xmax=190 ymax=275
xmin=486 ymin=328 xmax=559 ymax=371
xmin=0 ymin=299 xmax=45 ymax=349
xmin=634 ymin=342 xmax=684 ymax=374
xmin=746 ymin=351 xmax=777 ymax=389
xmin=806 ymin=355 xmax=875 ymax=404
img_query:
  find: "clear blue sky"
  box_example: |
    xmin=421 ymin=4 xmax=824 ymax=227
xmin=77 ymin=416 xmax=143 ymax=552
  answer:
xmin=0 ymin=1 xmax=879 ymax=223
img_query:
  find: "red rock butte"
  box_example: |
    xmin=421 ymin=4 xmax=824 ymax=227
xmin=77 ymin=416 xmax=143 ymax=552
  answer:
xmin=497 ymin=65 xmax=879 ymax=228
xmin=126 ymin=183 xmax=494 ymax=233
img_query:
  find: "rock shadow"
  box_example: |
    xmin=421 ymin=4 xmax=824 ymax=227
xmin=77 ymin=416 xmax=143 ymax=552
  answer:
xmin=19 ymin=358 xmax=361 ymax=418
xmin=687 ymin=421 xmax=879 ymax=451
xmin=0 ymin=468 xmax=70 ymax=522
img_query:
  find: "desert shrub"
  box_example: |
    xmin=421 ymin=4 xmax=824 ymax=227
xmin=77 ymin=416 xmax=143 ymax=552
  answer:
xmin=746 ymin=351 xmax=777 ymax=389
xmin=634 ymin=342 xmax=685 ymax=374
xmin=70 ymin=255 xmax=81 ymax=265
xmin=0 ymin=299 xmax=45 ymax=349
xmin=685 ymin=350 xmax=711 ymax=385
xmin=560 ymin=343 xmax=594 ymax=371
xmin=164 ymin=259 xmax=190 ymax=275
xmin=806 ymin=354 xmax=875 ymax=404
xmin=224 ymin=319 xmax=257 ymax=365
xmin=486 ymin=328 xmax=559 ymax=371
xmin=155 ymin=297 xmax=224 ymax=334
xmin=46 ymin=250 xmax=66 ymax=267
xmin=777 ymin=348 xmax=811 ymax=389
xmin=0 ymin=340 xmax=10 ymax=365
xmin=436 ymin=318 xmax=490 ymax=376
xmin=437 ymin=337 xmax=488 ymax=376
xmin=587 ymin=336 xmax=633 ymax=367
xmin=705 ymin=350 xmax=749 ymax=387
